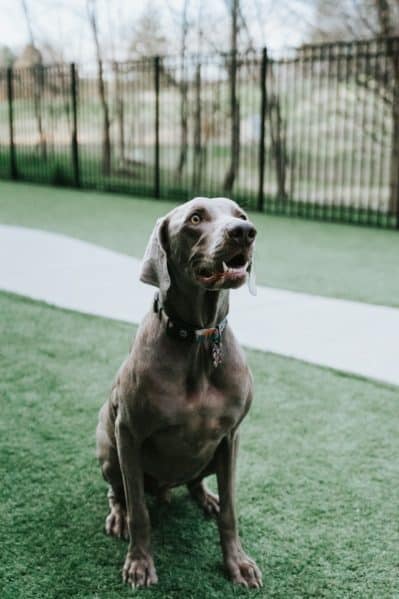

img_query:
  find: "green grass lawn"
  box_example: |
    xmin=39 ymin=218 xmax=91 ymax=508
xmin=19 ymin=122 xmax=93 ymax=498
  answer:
xmin=1 ymin=291 xmax=398 ymax=598
xmin=0 ymin=180 xmax=398 ymax=307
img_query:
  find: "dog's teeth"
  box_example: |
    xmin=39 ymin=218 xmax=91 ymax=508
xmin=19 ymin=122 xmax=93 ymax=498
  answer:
xmin=222 ymin=261 xmax=228 ymax=272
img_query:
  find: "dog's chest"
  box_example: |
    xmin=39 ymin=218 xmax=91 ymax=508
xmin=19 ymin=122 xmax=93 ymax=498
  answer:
xmin=163 ymin=381 xmax=244 ymax=438
xmin=142 ymin=379 xmax=248 ymax=484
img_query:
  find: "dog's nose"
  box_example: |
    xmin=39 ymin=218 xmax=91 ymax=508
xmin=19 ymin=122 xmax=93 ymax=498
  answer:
xmin=227 ymin=222 xmax=257 ymax=245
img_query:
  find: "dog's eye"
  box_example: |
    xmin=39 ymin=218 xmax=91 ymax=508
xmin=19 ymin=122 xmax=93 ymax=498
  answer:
xmin=190 ymin=213 xmax=201 ymax=225
xmin=238 ymin=213 xmax=247 ymax=220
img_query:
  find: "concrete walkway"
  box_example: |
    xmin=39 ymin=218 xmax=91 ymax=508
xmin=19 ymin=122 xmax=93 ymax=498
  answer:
xmin=1 ymin=224 xmax=398 ymax=387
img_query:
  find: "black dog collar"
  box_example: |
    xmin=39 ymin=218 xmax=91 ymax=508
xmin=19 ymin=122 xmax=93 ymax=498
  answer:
xmin=153 ymin=292 xmax=227 ymax=367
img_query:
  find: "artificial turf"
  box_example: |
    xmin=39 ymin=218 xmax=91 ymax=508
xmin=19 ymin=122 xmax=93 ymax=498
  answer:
xmin=0 ymin=180 xmax=398 ymax=307
xmin=1 ymin=291 xmax=398 ymax=598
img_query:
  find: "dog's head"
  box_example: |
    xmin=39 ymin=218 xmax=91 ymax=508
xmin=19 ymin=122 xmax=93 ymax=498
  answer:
xmin=140 ymin=197 xmax=257 ymax=295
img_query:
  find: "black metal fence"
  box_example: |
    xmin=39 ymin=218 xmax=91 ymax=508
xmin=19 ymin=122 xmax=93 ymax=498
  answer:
xmin=0 ymin=37 xmax=398 ymax=228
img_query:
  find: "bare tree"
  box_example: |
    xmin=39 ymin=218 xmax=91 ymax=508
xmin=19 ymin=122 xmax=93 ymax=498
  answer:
xmin=309 ymin=0 xmax=376 ymax=41
xmin=20 ymin=0 xmax=47 ymax=160
xmin=112 ymin=61 xmax=125 ymax=164
xmin=87 ymin=0 xmax=111 ymax=176
xmin=106 ymin=3 xmax=126 ymax=166
xmin=0 ymin=46 xmax=15 ymax=68
xmin=175 ymin=0 xmax=190 ymax=181
xmin=192 ymin=61 xmax=203 ymax=190
xmin=308 ymin=0 xmax=398 ymax=41
xmin=223 ymin=0 xmax=240 ymax=194
xmin=129 ymin=5 xmax=168 ymax=58
xmin=268 ymin=94 xmax=288 ymax=199
xmin=192 ymin=2 xmax=205 ymax=191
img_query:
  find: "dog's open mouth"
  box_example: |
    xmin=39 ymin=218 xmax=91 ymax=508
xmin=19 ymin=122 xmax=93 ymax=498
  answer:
xmin=196 ymin=253 xmax=250 ymax=285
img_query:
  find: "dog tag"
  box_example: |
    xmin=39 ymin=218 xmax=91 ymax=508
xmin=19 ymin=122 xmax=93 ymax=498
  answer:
xmin=211 ymin=340 xmax=223 ymax=368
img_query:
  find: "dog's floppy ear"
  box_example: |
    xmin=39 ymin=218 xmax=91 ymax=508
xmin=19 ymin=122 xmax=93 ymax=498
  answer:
xmin=140 ymin=217 xmax=170 ymax=294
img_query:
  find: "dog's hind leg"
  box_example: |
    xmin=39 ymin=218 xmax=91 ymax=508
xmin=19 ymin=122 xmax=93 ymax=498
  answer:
xmin=96 ymin=400 xmax=128 ymax=540
xmin=187 ymin=478 xmax=220 ymax=517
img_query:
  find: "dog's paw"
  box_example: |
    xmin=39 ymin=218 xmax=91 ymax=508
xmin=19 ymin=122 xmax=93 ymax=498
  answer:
xmin=157 ymin=487 xmax=172 ymax=505
xmin=105 ymin=503 xmax=128 ymax=540
xmin=189 ymin=483 xmax=220 ymax=517
xmin=200 ymin=488 xmax=220 ymax=516
xmin=123 ymin=552 xmax=158 ymax=588
xmin=226 ymin=553 xmax=263 ymax=589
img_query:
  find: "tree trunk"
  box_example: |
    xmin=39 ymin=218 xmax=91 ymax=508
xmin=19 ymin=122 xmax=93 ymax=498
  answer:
xmin=176 ymin=77 xmax=188 ymax=180
xmin=223 ymin=54 xmax=240 ymax=193
xmin=388 ymin=36 xmax=399 ymax=215
xmin=97 ymin=59 xmax=111 ymax=176
xmin=60 ymin=65 xmax=72 ymax=135
xmin=113 ymin=62 xmax=125 ymax=164
xmin=176 ymin=0 xmax=189 ymax=180
xmin=87 ymin=0 xmax=111 ymax=176
xmin=20 ymin=1 xmax=47 ymax=161
xmin=388 ymin=76 xmax=399 ymax=215
xmin=192 ymin=62 xmax=202 ymax=191
xmin=269 ymin=95 xmax=288 ymax=200
xmin=223 ymin=0 xmax=240 ymax=194
xmin=33 ymin=65 xmax=46 ymax=161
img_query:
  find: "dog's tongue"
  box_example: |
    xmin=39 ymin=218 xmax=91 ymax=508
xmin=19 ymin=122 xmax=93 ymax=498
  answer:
xmin=198 ymin=264 xmax=248 ymax=283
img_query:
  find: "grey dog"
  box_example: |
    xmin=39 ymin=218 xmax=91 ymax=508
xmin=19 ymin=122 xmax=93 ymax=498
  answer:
xmin=96 ymin=196 xmax=262 ymax=589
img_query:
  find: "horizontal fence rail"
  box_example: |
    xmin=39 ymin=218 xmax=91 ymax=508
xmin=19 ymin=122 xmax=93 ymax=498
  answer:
xmin=0 ymin=37 xmax=398 ymax=228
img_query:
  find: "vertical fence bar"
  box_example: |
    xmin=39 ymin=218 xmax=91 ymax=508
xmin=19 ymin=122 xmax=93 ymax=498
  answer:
xmin=257 ymin=47 xmax=268 ymax=211
xmin=356 ymin=43 xmax=368 ymax=223
xmin=154 ymin=56 xmax=160 ymax=198
xmin=70 ymin=63 xmax=80 ymax=187
xmin=7 ymin=67 xmax=17 ymax=180
xmin=336 ymin=43 xmax=348 ymax=223
xmin=319 ymin=45 xmax=330 ymax=217
xmin=389 ymin=38 xmax=399 ymax=230
xmin=376 ymin=41 xmax=387 ymax=225
xmin=367 ymin=41 xmax=375 ymax=225
xmin=313 ymin=44 xmax=323 ymax=217
xmin=192 ymin=60 xmax=202 ymax=194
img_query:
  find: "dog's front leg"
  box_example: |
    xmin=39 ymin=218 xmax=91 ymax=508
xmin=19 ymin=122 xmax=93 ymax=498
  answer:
xmin=115 ymin=418 xmax=158 ymax=588
xmin=216 ymin=432 xmax=262 ymax=589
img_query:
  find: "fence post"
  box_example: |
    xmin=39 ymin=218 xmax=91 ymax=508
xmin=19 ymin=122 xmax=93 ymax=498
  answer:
xmin=70 ymin=63 xmax=80 ymax=187
xmin=154 ymin=56 xmax=160 ymax=198
xmin=257 ymin=47 xmax=268 ymax=211
xmin=389 ymin=38 xmax=399 ymax=230
xmin=6 ymin=67 xmax=17 ymax=180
